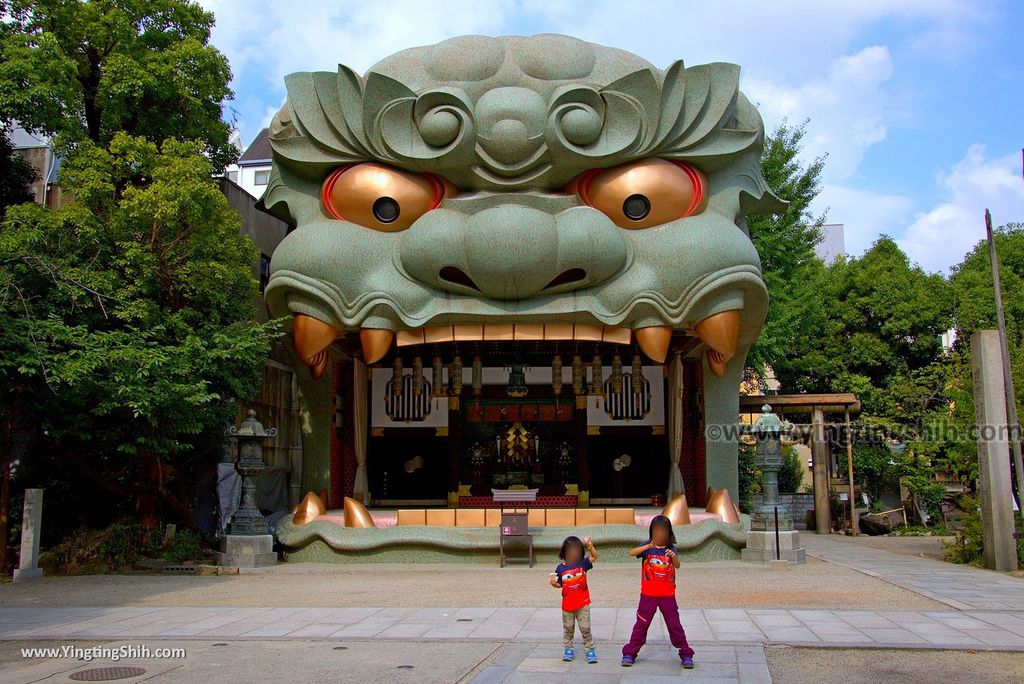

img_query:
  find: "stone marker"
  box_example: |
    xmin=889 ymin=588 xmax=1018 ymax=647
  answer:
xmin=13 ymin=488 xmax=44 ymax=582
xmin=970 ymin=331 xmax=1018 ymax=572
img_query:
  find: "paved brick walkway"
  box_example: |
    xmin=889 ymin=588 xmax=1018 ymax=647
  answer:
xmin=469 ymin=642 xmax=771 ymax=684
xmin=2 ymin=605 xmax=1023 ymax=650
xmin=4 ymin=535 xmax=1024 ymax=682
xmin=802 ymin=533 xmax=1024 ymax=610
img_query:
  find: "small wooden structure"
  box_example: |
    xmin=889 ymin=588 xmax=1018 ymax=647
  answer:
xmin=740 ymin=393 xmax=861 ymax=535
xmin=498 ymin=512 xmax=533 ymax=567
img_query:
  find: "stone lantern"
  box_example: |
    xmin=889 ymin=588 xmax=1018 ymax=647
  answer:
xmin=216 ymin=409 xmax=278 ymax=567
xmin=741 ymin=404 xmax=806 ymax=565
xmin=226 ymin=409 xmax=276 ymax=535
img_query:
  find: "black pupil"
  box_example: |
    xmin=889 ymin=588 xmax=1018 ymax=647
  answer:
xmin=373 ymin=197 xmax=400 ymax=223
xmin=622 ymin=194 xmax=651 ymax=221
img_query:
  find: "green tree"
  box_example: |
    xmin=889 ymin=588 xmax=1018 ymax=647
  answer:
xmin=1 ymin=134 xmax=275 ymax=530
xmin=0 ymin=2 xmax=272 ymax=546
xmin=0 ymin=0 xmax=236 ymax=171
xmin=747 ymin=121 xmax=828 ymax=372
xmin=776 ymin=237 xmax=953 ymax=414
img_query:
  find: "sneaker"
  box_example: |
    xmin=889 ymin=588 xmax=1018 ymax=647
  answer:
xmin=563 ymin=648 xmax=574 ymax=662
xmin=682 ymin=656 xmax=695 ymax=669
xmin=586 ymin=649 xmax=597 ymax=664
xmin=621 ymin=655 xmax=634 ymax=667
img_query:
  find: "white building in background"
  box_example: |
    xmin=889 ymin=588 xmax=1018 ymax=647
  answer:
xmin=816 ymin=223 xmax=846 ymax=264
xmin=223 ymin=128 xmax=272 ymax=199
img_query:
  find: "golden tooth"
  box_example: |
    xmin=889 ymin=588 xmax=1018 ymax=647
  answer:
xmin=694 ymin=310 xmax=740 ymax=360
xmin=343 ymin=496 xmax=376 ymax=528
xmin=635 ymin=326 xmax=672 ymax=362
xmin=573 ymin=324 xmax=604 ymax=341
xmin=359 ymin=328 xmax=394 ymax=364
xmin=706 ymin=488 xmax=741 ymax=524
xmin=483 ymin=324 xmax=514 ymax=341
xmin=453 ymin=324 xmax=483 ymax=341
xmin=661 ymin=494 xmax=692 ymax=525
xmin=424 ymin=326 xmax=455 ymax=343
xmin=544 ymin=323 xmax=574 ymax=340
xmin=293 ymin=314 xmax=339 ymax=365
xmin=292 ymin=491 xmax=327 ymax=525
xmin=396 ymin=329 xmax=425 ymax=346
xmin=513 ymin=324 xmax=544 ymax=340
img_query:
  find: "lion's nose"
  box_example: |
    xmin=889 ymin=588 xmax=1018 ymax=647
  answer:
xmin=399 ymin=205 xmax=627 ymax=300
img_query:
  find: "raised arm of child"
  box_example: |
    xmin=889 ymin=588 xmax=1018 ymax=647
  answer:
xmin=583 ymin=536 xmax=598 ymax=563
xmin=549 ymin=572 xmax=561 ymax=588
xmin=666 ymin=547 xmax=681 ymax=568
xmin=628 ymin=542 xmax=652 ymax=557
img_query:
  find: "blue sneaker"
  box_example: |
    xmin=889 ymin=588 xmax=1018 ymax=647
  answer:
xmin=682 ymin=656 xmax=695 ymax=669
xmin=586 ymin=649 xmax=597 ymax=664
xmin=621 ymin=655 xmax=634 ymax=667
xmin=563 ymin=647 xmax=574 ymax=662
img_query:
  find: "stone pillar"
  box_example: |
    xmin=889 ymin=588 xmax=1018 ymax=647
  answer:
xmin=811 ymin=408 xmax=830 ymax=534
xmin=701 ymin=346 xmax=747 ymax=497
xmin=13 ymin=488 xmax=43 ymax=582
xmin=970 ymin=331 xmax=1018 ymax=572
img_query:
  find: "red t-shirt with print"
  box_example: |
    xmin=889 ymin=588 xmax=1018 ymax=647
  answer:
xmin=639 ymin=545 xmax=677 ymax=597
xmin=555 ymin=558 xmax=593 ymax=611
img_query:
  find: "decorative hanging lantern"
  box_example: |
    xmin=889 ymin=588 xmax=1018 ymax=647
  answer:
xmin=632 ymin=354 xmax=643 ymax=393
xmin=412 ymin=356 xmax=423 ymax=396
xmin=472 ymin=356 xmax=483 ymax=395
xmin=591 ymin=354 xmax=603 ymax=396
xmin=611 ymin=354 xmax=623 ymax=395
xmin=572 ymin=355 xmax=584 ymax=395
xmin=450 ymin=355 xmax=463 ymax=395
xmin=432 ymin=356 xmax=444 ymax=397
xmin=392 ymin=357 xmax=403 ymax=397
xmin=506 ymin=364 xmax=528 ymax=397
xmin=551 ymin=354 xmax=563 ymax=396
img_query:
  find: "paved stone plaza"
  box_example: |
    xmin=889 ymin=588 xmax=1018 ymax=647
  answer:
xmin=1 ymin=535 xmax=1022 ymax=683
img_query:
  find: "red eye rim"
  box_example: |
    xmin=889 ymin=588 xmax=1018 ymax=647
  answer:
xmin=573 ymin=159 xmax=705 ymax=221
xmin=319 ymin=164 xmax=451 ymax=222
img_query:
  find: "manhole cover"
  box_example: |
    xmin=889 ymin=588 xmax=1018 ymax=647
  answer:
xmin=70 ymin=667 xmax=147 ymax=681
xmin=456 ymin=618 xmax=473 ymax=622
xmin=333 ymin=646 xmax=348 ymax=651
xmin=212 ymin=643 xmax=228 ymax=647
xmin=397 ymin=665 xmax=414 ymax=669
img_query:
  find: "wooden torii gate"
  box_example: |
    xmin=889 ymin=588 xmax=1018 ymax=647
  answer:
xmin=740 ymin=393 xmax=861 ymax=535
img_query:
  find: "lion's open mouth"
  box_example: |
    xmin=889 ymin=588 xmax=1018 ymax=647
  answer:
xmin=291 ymin=311 xmax=740 ymax=381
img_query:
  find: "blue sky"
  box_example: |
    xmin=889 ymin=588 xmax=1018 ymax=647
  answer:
xmin=199 ymin=0 xmax=1024 ymax=274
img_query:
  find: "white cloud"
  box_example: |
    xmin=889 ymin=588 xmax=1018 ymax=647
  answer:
xmin=898 ymin=146 xmax=1024 ymax=273
xmin=742 ymin=46 xmax=894 ymax=183
xmin=201 ymin=0 xmax=516 ymax=86
xmin=815 ymin=184 xmax=916 ymax=258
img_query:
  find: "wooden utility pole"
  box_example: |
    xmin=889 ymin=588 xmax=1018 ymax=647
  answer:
xmin=985 ymin=209 xmax=1024 ymax=512
xmin=845 ymin=408 xmax=857 ymax=535
xmin=811 ymin=407 xmax=831 ymax=534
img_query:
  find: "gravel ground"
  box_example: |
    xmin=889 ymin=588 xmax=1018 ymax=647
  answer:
xmin=834 ymin=534 xmax=954 ymax=562
xmin=766 ymin=646 xmax=1024 ymax=684
xmin=0 ymin=557 xmax=946 ymax=610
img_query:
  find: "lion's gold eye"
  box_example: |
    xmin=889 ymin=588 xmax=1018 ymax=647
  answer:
xmin=567 ymin=158 xmax=707 ymax=229
xmin=321 ymin=162 xmax=457 ymax=231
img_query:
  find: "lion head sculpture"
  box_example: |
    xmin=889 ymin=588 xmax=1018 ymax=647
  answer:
xmin=262 ymin=34 xmax=780 ymax=382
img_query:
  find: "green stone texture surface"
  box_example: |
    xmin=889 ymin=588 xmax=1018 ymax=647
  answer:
xmin=276 ymin=517 xmax=750 ymax=564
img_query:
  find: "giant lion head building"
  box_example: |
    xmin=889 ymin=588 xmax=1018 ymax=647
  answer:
xmin=261 ymin=35 xmax=781 ymax=513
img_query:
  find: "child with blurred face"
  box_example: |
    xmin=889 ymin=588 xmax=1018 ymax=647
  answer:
xmin=621 ymin=515 xmax=695 ymax=670
xmin=551 ymin=534 xmax=599 ymax=663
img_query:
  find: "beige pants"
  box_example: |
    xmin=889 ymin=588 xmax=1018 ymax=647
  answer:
xmin=562 ymin=604 xmax=594 ymax=650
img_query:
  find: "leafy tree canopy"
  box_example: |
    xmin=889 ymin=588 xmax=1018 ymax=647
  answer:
xmin=0 ymin=0 xmax=236 ymax=170
xmin=746 ymin=121 xmax=827 ymax=372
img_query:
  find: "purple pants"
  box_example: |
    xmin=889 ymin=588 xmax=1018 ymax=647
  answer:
xmin=621 ymin=594 xmax=695 ymax=660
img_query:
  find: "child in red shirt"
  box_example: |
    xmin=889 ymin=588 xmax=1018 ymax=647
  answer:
xmin=550 ymin=535 xmax=598 ymax=663
xmin=621 ymin=515 xmax=695 ymax=669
